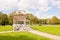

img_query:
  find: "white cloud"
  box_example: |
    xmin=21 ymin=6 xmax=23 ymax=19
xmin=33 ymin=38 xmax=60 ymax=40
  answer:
xmin=50 ymin=0 xmax=60 ymax=8
xmin=0 ymin=0 xmax=60 ymax=18
xmin=0 ymin=0 xmax=18 ymax=11
xmin=18 ymin=0 xmax=60 ymax=18
xmin=18 ymin=0 xmax=51 ymax=12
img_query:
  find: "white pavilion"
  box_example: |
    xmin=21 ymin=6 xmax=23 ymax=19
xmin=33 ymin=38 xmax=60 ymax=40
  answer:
xmin=13 ymin=11 xmax=31 ymax=31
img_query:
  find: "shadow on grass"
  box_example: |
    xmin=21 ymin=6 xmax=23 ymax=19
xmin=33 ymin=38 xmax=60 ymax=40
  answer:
xmin=0 ymin=35 xmax=37 ymax=40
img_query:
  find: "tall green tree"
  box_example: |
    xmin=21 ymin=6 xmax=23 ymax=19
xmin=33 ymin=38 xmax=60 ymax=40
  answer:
xmin=0 ymin=12 xmax=3 ymax=25
xmin=51 ymin=16 xmax=59 ymax=24
xmin=8 ymin=13 xmax=13 ymax=25
xmin=1 ymin=14 xmax=9 ymax=25
xmin=26 ymin=13 xmax=38 ymax=25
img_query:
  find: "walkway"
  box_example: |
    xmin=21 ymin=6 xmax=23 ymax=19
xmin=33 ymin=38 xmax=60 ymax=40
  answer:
xmin=0 ymin=31 xmax=12 ymax=33
xmin=29 ymin=29 xmax=60 ymax=40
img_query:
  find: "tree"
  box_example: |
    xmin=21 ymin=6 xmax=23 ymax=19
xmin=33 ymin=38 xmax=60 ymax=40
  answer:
xmin=1 ymin=14 xmax=9 ymax=25
xmin=8 ymin=12 xmax=13 ymax=25
xmin=58 ymin=19 xmax=60 ymax=24
xmin=0 ymin=12 xmax=3 ymax=25
xmin=26 ymin=13 xmax=38 ymax=25
xmin=51 ymin=16 xmax=59 ymax=24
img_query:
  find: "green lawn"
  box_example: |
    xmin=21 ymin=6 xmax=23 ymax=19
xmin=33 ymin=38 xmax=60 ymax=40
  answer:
xmin=0 ymin=32 xmax=51 ymax=40
xmin=0 ymin=25 xmax=51 ymax=40
xmin=0 ymin=25 xmax=60 ymax=36
xmin=0 ymin=25 xmax=60 ymax=40
xmin=0 ymin=25 xmax=13 ymax=32
xmin=31 ymin=25 xmax=60 ymax=36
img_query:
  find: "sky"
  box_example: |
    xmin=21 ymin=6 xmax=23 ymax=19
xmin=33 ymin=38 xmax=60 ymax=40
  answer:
xmin=0 ymin=0 xmax=60 ymax=18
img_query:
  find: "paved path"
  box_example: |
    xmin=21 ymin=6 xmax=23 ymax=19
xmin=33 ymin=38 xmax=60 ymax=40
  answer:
xmin=0 ymin=29 xmax=60 ymax=40
xmin=29 ymin=29 xmax=60 ymax=40
xmin=0 ymin=31 xmax=13 ymax=33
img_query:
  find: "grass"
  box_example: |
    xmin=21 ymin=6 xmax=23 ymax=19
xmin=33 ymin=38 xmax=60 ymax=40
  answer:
xmin=0 ymin=25 xmax=60 ymax=36
xmin=0 ymin=32 xmax=51 ymax=40
xmin=0 ymin=25 xmax=51 ymax=40
xmin=0 ymin=25 xmax=60 ymax=40
xmin=31 ymin=25 xmax=60 ymax=36
xmin=0 ymin=25 xmax=13 ymax=32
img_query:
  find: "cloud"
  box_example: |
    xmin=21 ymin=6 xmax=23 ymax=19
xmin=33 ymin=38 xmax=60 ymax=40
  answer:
xmin=18 ymin=0 xmax=51 ymax=12
xmin=50 ymin=0 xmax=60 ymax=8
xmin=0 ymin=0 xmax=60 ymax=18
xmin=18 ymin=0 xmax=60 ymax=18
xmin=34 ymin=11 xmax=54 ymax=19
xmin=0 ymin=0 xmax=18 ymax=11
